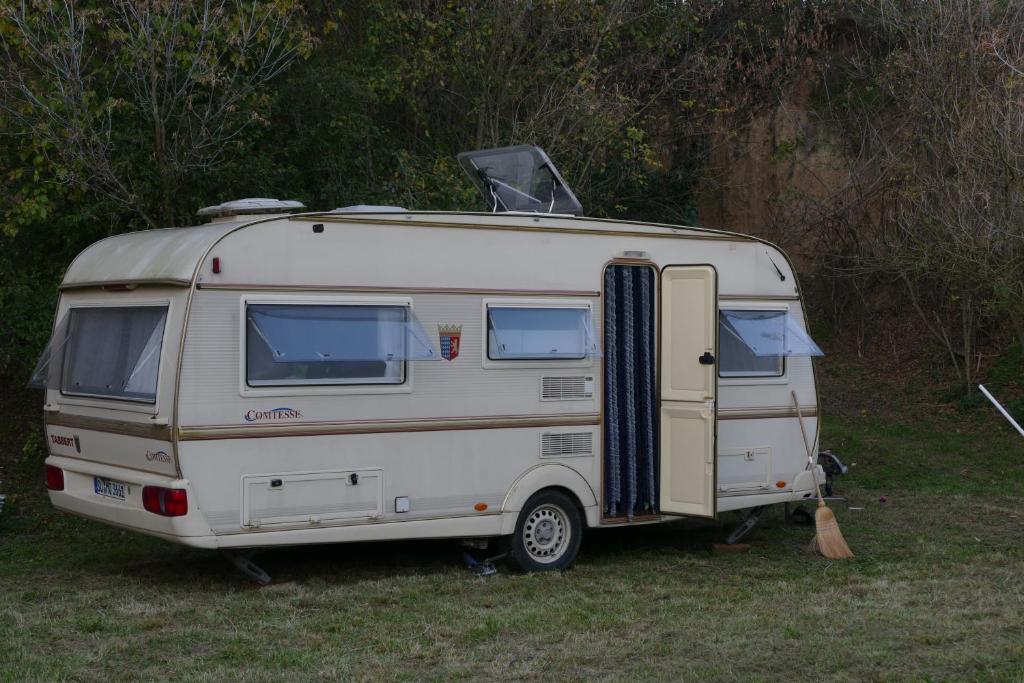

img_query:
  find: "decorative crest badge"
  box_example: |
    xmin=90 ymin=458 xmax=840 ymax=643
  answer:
xmin=438 ymin=324 xmax=462 ymax=361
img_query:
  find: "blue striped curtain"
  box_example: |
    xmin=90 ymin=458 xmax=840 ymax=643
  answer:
xmin=604 ymin=266 xmax=659 ymax=518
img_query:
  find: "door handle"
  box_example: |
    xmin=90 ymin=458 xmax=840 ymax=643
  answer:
xmin=698 ymin=352 xmax=715 ymax=365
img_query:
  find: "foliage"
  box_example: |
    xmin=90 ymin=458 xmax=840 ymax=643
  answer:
xmin=0 ymin=0 xmax=831 ymax=383
xmin=0 ymin=180 xmax=111 ymax=380
xmin=810 ymin=0 xmax=1024 ymax=390
xmin=0 ymin=0 xmax=314 ymax=229
xmin=256 ymin=0 xmax=825 ymax=220
xmin=0 ymin=0 xmax=1020 ymax=395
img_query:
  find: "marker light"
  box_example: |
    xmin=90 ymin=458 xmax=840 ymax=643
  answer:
xmin=212 ymin=257 xmax=221 ymax=274
xmin=776 ymin=481 xmax=787 ymax=489
xmin=474 ymin=503 xmax=488 ymax=511
xmin=45 ymin=465 xmax=64 ymax=491
xmin=142 ymin=486 xmax=188 ymax=517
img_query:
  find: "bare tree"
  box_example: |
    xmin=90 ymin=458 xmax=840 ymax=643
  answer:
xmin=0 ymin=0 xmax=311 ymax=228
xmin=796 ymin=0 xmax=1024 ymax=389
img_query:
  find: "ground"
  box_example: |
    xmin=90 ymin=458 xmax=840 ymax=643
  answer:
xmin=1 ymin=357 xmax=1023 ymax=681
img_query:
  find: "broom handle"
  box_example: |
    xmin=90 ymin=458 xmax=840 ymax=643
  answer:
xmin=791 ymin=390 xmax=825 ymax=504
xmin=979 ymin=384 xmax=1024 ymax=438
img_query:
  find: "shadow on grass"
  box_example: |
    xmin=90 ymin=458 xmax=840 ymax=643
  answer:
xmin=95 ymin=509 xmax=785 ymax=588
xmin=3 ymin=468 xmax=816 ymax=590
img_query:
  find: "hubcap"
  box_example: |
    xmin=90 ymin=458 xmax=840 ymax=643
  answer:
xmin=522 ymin=503 xmax=571 ymax=564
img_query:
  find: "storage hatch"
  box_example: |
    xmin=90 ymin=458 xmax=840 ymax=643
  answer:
xmin=717 ymin=448 xmax=772 ymax=494
xmin=241 ymin=469 xmax=383 ymax=528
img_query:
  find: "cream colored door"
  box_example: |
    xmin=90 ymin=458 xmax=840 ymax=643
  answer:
xmin=659 ymin=265 xmax=717 ymax=517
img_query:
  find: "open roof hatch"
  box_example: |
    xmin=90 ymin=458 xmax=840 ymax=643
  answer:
xmin=457 ymin=145 xmax=582 ymax=216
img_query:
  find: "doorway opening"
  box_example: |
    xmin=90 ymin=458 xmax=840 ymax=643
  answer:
xmin=602 ymin=264 xmax=659 ymax=520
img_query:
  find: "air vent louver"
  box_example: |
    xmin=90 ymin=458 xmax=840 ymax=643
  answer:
xmin=540 ymin=375 xmax=594 ymax=401
xmin=541 ymin=432 xmax=594 ymax=458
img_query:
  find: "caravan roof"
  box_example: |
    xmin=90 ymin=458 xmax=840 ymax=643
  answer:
xmin=60 ymin=211 xmax=769 ymax=290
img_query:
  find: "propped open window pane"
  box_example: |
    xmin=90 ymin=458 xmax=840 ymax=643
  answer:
xmin=248 ymin=305 xmax=437 ymax=362
xmin=719 ymin=310 xmax=784 ymax=377
xmin=720 ymin=309 xmax=823 ymax=358
xmin=123 ymin=321 xmax=165 ymax=394
xmin=487 ymin=306 xmax=599 ymax=360
xmin=27 ymin=314 xmax=73 ymax=390
xmin=246 ymin=304 xmax=437 ymax=386
xmin=54 ymin=306 xmax=168 ymax=402
xmin=781 ymin=314 xmax=824 ymax=356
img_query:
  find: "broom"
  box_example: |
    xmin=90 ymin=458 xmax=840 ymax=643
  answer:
xmin=792 ymin=391 xmax=854 ymax=559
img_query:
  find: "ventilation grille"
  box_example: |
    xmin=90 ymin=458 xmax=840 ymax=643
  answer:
xmin=541 ymin=432 xmax=595 ymax=458
xmin=540 ymin=375 xmax=594 ymax=401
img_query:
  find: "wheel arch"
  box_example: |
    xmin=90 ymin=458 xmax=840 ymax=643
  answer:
xmin=500 ymin=463 xmax=599 ymax=534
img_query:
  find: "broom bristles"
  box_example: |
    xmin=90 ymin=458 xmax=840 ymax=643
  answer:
xmin=814 ymin=503 xmax=854 ymax=559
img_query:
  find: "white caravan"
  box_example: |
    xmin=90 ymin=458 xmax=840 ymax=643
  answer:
xmin=33 ymin=146 xmax=828 ymax=575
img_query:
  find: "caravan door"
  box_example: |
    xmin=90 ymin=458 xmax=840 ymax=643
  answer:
xmin=659 ymin=265 xmax=718 ymax=517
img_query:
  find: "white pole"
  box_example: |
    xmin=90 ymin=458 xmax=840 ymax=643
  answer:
xmin=979 ymin=384 xmax=1024 ymax=438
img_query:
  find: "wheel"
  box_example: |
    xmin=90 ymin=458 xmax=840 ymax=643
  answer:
xmin=508 ymin=490 xmax=582 ymax=572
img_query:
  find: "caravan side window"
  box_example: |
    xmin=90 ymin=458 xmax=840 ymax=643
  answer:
xmin=486 ymin=305 xmax=598 ymax=361
xmin=718 ymin=309 xmax=786 ymax=377
xmin=246 ymin=304 xmax=412 ymax=386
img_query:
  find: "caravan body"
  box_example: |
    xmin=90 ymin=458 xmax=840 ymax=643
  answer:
xmin=38 ymin=201 xmax=824 ymax=570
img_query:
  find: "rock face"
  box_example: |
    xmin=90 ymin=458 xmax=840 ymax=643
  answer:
xmin=694 ymin=78 xmax=851 ymax=271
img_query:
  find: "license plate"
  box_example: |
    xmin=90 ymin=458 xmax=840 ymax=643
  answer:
xmin=94 ymin=477 xmax=127 ymax=501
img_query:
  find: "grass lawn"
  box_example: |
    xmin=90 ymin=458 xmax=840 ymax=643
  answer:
xmin=1 ymin=412 xmax=1023 ymax=682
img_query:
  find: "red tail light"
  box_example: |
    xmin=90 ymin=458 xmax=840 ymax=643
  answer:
xmin=142 ymin=486 xmax=188 ymax=517
xmin=45 ymin=465 xmax=64 ymax=491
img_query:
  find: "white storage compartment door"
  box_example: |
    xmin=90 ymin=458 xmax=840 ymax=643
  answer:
xmin=242 ymin=469 xmax=383 ymax=528
xmin=717 ymin=448 xmax=772 ymax=494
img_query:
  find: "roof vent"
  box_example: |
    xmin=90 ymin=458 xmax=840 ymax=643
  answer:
xmin=457 ymin=145 xmax=582 ymax=215
xmin=197 ymin=198 xmax=305 ymax=219
xmin=331 ymin=205 xmax=408 ymax=213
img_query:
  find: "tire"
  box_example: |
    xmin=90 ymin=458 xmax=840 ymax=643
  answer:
xmin=508 ymin=490 xmax=582 ymax=572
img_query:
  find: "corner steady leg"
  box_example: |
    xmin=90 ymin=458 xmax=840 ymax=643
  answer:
xmin=222 ymin=550 xmax=272 ymax=585
xmin=725 ymin=505 xmax=768 ymax=545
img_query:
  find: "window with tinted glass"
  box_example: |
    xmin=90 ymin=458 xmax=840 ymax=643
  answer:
xmin=487 ymin=306 xmax=598 ymax=360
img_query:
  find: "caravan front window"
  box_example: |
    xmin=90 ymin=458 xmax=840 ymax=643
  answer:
xmin=246 ymin=304 xmax=436 ymax=386
xmin=61 ymin=306 xmax=168 ymax=402
xmin=719 ymin=310 xmax=786 ymax=377
xmin=718 ymin=308 xmax=824 ymax=377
